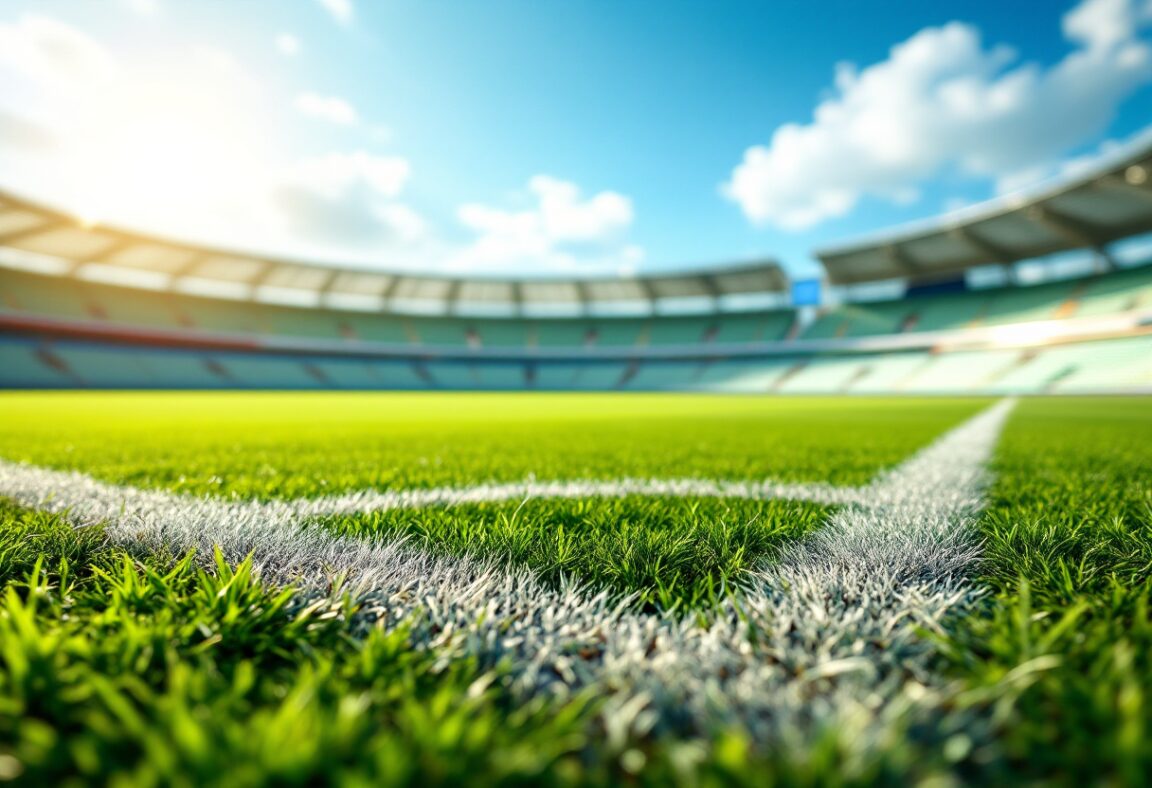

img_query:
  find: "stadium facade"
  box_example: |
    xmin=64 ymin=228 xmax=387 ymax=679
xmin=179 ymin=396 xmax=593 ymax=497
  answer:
xmin=1 ymin=137 xmax=1151 ymax=393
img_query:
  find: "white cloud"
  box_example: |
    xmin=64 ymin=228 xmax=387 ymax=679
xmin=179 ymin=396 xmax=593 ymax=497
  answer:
xmin=276 ymin=33 xmax=300 ymax=57
xmin=294 ymin=91 xmax=358 ymax=126
xmin=0 ymin=15 xmax=274 ymax=231
xmin=0 ymin=14 xmax=635 ymax=273
xmin=286 ymin=151 xmax=410 ymax=199
xmin=0 ymin=14 xmax=427 ymax=260
xmin=452 ymin=176 xmax=641 ymax=271
xmin=274 ymin=151 xmax=425 ymax=249
xmin=0 ymin=14 xmax=119 ymax=90
xmin=723 ymin=0 xmax=1152 ymax=230
xmin=119 ymin=0 xmax=159 ymax=16
xmin=316 ymin=0 xmax=353 ymax=26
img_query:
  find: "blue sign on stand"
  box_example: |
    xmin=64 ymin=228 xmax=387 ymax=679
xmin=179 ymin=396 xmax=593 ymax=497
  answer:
xmin=791 ymin=278 xmax=822 ymax=306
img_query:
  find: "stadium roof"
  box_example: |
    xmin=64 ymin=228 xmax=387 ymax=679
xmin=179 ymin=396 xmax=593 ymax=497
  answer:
xmin=0 ymin=190 xmax=786 ymax=315
xmin=816 ymin=130 xmax=1152 ymax=285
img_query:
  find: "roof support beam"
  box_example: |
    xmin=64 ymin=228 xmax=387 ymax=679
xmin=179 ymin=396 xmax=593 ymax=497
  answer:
xmin=1026 ymin=204 xmax=1106 ymax=249
xmin=444 ymin=279 xmax=462 ymax=316
xmin=0 ymin=218 xmax=69 ymax=245
xmin=633 ymin=277 xmax=658 ymax=315
xmin=883 ymin=244 xmax=923 ymax=276
xmin=572 ymin=280 xmax=590 ymax=318
xmin=510 ymin=281 xmax=524 ymax=318
xmin=312 ymin=268 xmax=342 ymax=307
xmin=950 ymin=225 xmax=1016 ymax=265
xmin=377 ymin=276 xmax=400 ymax=310
xmin=1096 ymin=174 xmax=1152 ymax=205
xmin=63 ymin=235 xmax=139 ymax=276
xmin=168 ymin=253 xmax=209 ymax=285
xmin=698 ymin=274 xmax=723 ymax=311
xmin=248 ymin=260 xmax=282 ymax=287
xmin=241 ymin=260 xmax=280 ymax=301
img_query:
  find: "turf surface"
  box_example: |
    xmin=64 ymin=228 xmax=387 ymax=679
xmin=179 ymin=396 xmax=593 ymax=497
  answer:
xmin=323 ymin=496 xmax=829 ymax=611
xmin=0 ymin=392 xmax=985 ymax=495
xmin=940 ymin=396 xmax=1152 ymax=784
xmin=0 ymin=392 xmax=1149 ymax=785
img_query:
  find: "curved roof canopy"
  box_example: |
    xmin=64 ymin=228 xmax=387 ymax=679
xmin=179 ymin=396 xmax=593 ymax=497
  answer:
xmin=0 ymin=190 xmax=787 ymax=315
xmin=816 ymin=132 xmax=1152 ymax=285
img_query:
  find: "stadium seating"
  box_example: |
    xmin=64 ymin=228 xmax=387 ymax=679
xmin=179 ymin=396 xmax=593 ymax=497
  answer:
xmin=6 ymin=263 xmax=1151 ymax=357
xmin=899 ymin=351 xmax=1018 ymax=393
xmin=801 ymin=263 xmax=1152 ymax=341
xmin=0 ymin=340 xmax=70 ymax=387
xmin=475 ymin=321 xmax=530 ymax=348
xmin=691 ymin=359 xmax=795 ymax=393
xmin=3 ymin=331 xmax=1150 ymax=393
xmin=848 ymin=353 xmax=932 ymax=393
xmin=471 ymin=363 xmax=529 ymax=389
xmin=570 ymin=364 xmax=629 ymax=389
xmin=645 ymin=317 xmax=714 ymax=345
xmin=4 ymin=253 xmax=1152 ymax=392
xmin=623 ymin=361 xmax=704 ymax=390
xmin=981 ymin=280 xmax=1075 ymax=325
xmin=531 ymin=321 xmax=591 ymax=347
xmin=1073 ymin=264 xmax=1152 ymax=316
xmin=990 ymin=350 xmax=1078 ymax=393
xmin=313 ymin=359 xmax=427 ymax=389
xmin=904 ymin=292 xmax=984 ymax=333
xmin=775 ymin=357 xmax=867 ymax=394
xmin=711 ymin=312 xmax=795 ymax=343
xmin=1048 ymin=335 xmax=1152 ymax=392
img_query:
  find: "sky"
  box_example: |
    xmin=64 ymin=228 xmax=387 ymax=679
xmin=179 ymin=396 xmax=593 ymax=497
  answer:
xmin=0 ymin=0 xmax=1150 ymax=279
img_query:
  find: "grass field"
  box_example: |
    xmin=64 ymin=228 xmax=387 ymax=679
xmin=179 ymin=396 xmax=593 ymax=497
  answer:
xmin=0 ymin=392 xmax=1149 ymax=785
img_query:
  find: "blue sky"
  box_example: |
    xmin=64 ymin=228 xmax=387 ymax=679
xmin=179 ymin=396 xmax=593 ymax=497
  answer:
xmin=0 ymin=0 xmax=1150 ymax=278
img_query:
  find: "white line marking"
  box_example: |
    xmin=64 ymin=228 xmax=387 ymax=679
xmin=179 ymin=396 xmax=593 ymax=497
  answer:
xmin=295 ymin=476 xmax=866 ymax=516
xmin=0 ymin=399 xmax=1015 ymax=748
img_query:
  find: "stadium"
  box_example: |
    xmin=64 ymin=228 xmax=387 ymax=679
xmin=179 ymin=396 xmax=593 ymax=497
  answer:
xmin=1 ymin=1 xmax=1151 ymax=785
xmin=2 ymin=137 xmax=1152 ymax=394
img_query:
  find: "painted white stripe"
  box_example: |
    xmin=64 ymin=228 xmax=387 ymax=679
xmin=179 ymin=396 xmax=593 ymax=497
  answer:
xmin=294 ymin=475 xmax=866 ymax=517
xmin=0 ymin=399 xmax=1015 ymax=747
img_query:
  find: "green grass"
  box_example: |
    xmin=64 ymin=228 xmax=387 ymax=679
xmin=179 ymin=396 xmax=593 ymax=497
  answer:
xmin=0 ymin=502 xmax=613 ymax=786
xmin=1 ymin=392 xmax=1151 ymax=784
xmin=0 ymin=392 xmax=986 ymax=496
xmin=0 ymin=500 xmax=945 ymax=787
xmin=323 ymin=496 xmax=829 ymax=611
xmin=938 ymin=397 xmax=1152 ymax=784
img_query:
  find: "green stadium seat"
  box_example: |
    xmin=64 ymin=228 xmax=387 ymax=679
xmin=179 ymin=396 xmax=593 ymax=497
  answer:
xmin=338 ymin=315 xmax=410 ymax=344
xmin=623 ymin=361 xmax=705 ymax=389
xmin=590 ymin=320 xmax=644 ymax=346
xmin=846 ymin=352 xmax=931 ymax=393
xmin=645 ymin=317 xmax=711 ymax=345
xmin=0 ymin=340 xmax=71 ymax=387
xmin=1 ymin=270 xmax=92 ymax=320
xmin=533 ymin=363 xmax=581 ymax=389
xmin=475 ymin=320 xmax=529 ymax=348
xmin=424 ymin=363 xmax=477 ymax=388
xmin=1050 ymin=335 xmax=1152 ymax=391
xmin=211 ymin=356 xmax=326 ymax=388
xmin=472 ymin=363 xmax=528 ymax=388
xmin=571 ymin=363 xmax=628 ymax=389
xmin=533 ymin=321 xmax=594 ymax=347
xmin=982 ymin=280 xmax=1074 ymax=325
xmin=801 ymin=312 xmax=849 ymax=339
xmin=776 ymin=357 xmax=867 ymax=393
xmin=902 ymin=293 xmax=984 ymax=332
xmin=1073 ymin=265 xmax=1152 ymax=316
xmin=409 ymin=318 xmax=473 ymax=346
xmin=692 ymin=359 xmax=795 ymax=392
xmin=900 ymin=350 xmax=1018 ymax=392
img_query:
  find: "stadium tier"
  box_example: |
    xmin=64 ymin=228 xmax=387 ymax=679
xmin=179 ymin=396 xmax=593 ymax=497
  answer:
xmin=2 ymin=137 xmax=1152 ymax=392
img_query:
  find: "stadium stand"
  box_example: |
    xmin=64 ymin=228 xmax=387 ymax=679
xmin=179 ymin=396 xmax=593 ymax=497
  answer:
xmin=2 ymin=134 xmax=1152 ymax=393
